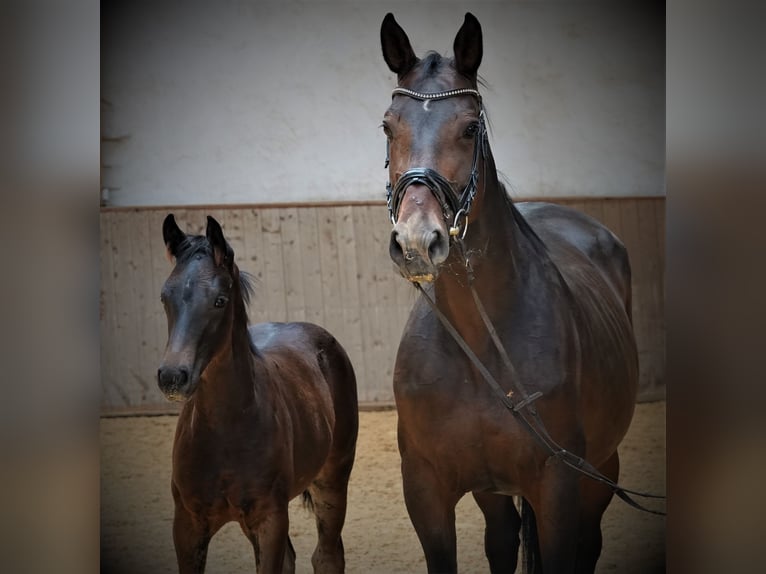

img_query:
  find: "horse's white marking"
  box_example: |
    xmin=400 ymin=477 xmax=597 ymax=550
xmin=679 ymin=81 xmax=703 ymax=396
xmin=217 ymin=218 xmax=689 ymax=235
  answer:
xmin=423 ymin=99 xmax=430 ymax=111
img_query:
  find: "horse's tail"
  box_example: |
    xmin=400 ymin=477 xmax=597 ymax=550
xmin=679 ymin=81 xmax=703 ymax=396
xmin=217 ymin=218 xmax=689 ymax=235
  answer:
xmin=520 ymin=496 xmax=542 ymax=574
xmin=302 ymin=490 xmax=315 ymax=513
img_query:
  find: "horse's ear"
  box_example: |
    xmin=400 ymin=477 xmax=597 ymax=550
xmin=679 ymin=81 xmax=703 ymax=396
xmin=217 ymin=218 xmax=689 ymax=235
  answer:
xmin=206 ymin=215 xmax=231 ymax=268
xmin=163 ymin=213 xmax=186 ymax=262
xmin=381 ymin=13 xmax=418 ymax=77
xmin=453 ymin=13 xmax=483 ymax=78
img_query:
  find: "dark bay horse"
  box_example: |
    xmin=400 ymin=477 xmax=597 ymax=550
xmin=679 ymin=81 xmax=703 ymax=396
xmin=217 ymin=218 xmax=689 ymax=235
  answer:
xmin=158 ymin=214 xmax=358 ymax=573
xmin=380 ymin=13 xmax=638 ymax=573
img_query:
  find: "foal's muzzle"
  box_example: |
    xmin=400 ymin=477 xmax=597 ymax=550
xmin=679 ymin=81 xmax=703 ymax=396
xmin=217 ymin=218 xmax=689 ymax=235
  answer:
xmin=157 ymin=366 xmax=191 ymax=401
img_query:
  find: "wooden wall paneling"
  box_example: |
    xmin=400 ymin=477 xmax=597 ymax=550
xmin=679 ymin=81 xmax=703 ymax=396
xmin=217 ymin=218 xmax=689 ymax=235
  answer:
xmin=315 ymin=206 xmax=344 ymax=344
xmin=279 ymin=207 xmax=306 ymax=322
xmin=297 ymin=208 xmax=324 ymax=326
xmin=598 ymin=198 xmax=624 ymax=243
xmin=259 ymin=208 xmax=288 ymax=322
xmin=636 ymin=199 xmax=665 ymax=393
xmin=240 ymin=207 xmax=267 ymax=324
xmin=99 ymin=198 xmax=665 ymax=412
xmin=352 ymin=205 xmax=384 ymax=401
xmin=334 ymin=205 xmax=365 ymax=390
xmin=369 ymin=205 xmax=402 ymax=401
xmin=131 ymin=210 xmax=163 ymax=404
xmin=111 ymin=210 xmax=142 ymax=406
xmin=616 ymin=199 xmax=654 ymax=390
xmin=147 ymin=209 xmax=171 ymax=391
xmin=100 ymin=211 xmax=121 ymax=406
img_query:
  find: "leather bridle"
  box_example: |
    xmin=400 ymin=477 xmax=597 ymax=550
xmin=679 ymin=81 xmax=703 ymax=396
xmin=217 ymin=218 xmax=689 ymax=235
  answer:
xmin=385 ymin=87 xmax=487 ymax=239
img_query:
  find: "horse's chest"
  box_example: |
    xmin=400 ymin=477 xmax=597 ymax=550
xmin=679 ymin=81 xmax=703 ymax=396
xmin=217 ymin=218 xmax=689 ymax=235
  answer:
xmin=399 ymin=390 xmax=529 ymax=494
xmin=173 ymin=427 xmax=287 ymax=516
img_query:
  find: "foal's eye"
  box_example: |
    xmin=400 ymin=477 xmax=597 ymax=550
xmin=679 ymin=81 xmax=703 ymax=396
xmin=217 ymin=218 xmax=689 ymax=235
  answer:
xmin=214 ymin=296 xmax=228 ymax=308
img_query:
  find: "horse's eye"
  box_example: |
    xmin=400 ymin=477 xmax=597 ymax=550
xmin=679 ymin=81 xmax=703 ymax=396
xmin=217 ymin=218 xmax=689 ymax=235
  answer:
xmin=463 ymin=123 xmax=479 ymax=138
xmin=381 ymin=124 xmax=392 ymax=139
xmin=214 ymin=296 xmax=228 ymax=308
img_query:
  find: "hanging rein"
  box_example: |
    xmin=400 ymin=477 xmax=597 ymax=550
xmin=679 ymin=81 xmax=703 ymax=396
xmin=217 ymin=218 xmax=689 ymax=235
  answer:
xmin=384 ymin=87 xmax=665 ymax=516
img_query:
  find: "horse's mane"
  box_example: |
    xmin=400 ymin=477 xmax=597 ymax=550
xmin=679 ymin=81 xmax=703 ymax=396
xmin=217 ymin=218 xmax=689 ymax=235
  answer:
xmin=173 ymin=234 xmax=256 ymax=308
xmin=497 ymin=178 xmax=551 ymax=262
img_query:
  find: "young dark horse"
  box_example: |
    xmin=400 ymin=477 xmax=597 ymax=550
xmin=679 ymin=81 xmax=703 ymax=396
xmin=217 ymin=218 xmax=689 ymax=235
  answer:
xmin=157 ymin=214 xmax=358 ymax=574
xmin=380 ymin=13 xmax=638 ymax=574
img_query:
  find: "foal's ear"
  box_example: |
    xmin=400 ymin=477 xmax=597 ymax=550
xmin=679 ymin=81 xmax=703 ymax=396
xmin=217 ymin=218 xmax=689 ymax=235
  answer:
xmin=163 ymin=213 xmax=186 ymax=262
xmin=453 ymin=13 xmax=483 ymax=78
xmin=206 ymin=216 xmax=231 ymax=268
xmin=381 ymin=13 xmax=418 ymax=78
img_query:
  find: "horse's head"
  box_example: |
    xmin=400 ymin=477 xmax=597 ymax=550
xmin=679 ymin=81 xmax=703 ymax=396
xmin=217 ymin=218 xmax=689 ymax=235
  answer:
xmin=157 ymin=214 xmax=245 ymax=401
xmin=381 ymin=12 xmax=487 ymax=282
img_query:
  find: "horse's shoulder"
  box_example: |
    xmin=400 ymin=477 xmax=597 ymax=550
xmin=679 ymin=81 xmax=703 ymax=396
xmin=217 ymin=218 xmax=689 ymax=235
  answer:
xmin=515 ymin=201 xmax=631 ymax=307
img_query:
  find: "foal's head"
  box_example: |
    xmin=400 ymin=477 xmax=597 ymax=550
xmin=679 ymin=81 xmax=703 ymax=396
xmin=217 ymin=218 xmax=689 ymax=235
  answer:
xmin=157 ymin=214 xmax=252 ymax=401
xmin=381 ymin=12 xmax=487 ymax=282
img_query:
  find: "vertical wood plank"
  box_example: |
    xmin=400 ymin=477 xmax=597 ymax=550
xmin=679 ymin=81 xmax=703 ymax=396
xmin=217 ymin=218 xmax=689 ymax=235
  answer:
xmin=111 ymin=210 xmax=141 ymax=406
xmin=240 ymin=207 xmax=266 ymax=324
xmin=316 ymin=206 xmax=344 ymax=340
xmin=280 ymin=207 xmax=305 ymax=322
xmin=259 ymin=208 xmax=288 ymax=322
xmin=100 ymin=211 xmax=120 ymax=406
xmin=334 ymin=205 xmax=365 ymax=388
xmin=352 ymin=205 xmax=382 ymax=401
xmin=147 ymin=209 xmax=171 ymax=379
xmin=298 ymin=208 xmax=324 ymax=326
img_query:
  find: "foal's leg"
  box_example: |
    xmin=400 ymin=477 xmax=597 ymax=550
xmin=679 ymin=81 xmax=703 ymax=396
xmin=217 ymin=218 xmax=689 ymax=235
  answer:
xmin=172 ymin=504 xmax=216 ymax=574
xmin=239 ymin=526 xmax=296 ymax=574
xmin=401 ymin=455 xmax=460 ymax=574
xmin=472 ymin=491 xmax=521 ymax=573
xmin=307 ymin=461 xmax=353 ymax=574
xmin=242 ymin=507 xmax=292 ymax=574
xmin=575 ymin=452 xmax=619 ymax=574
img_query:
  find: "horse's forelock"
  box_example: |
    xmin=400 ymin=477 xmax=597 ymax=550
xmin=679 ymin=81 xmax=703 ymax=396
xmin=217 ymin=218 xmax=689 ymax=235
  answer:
xmin=173 ymin=235 xmax=211 ymax=264
xmin=173 ymin=233 xmax=256 ymax=310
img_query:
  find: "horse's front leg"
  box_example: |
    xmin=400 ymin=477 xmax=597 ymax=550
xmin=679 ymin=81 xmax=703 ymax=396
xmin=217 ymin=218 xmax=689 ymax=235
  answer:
xmin=401 ymin=453 xmax=460 ymax=574
xmin=243 ymin=506 xmax=294 ymax=574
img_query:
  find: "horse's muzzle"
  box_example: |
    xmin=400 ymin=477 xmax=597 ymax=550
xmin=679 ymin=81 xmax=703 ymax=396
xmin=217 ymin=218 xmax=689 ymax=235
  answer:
xmin=157 ymin=365 xmax=192 ymax=401
xmin=389 ymin=225 xmax=448 ymax=282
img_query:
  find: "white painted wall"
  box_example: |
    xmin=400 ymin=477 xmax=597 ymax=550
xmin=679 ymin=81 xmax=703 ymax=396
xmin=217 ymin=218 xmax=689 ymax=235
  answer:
xmin=101 ymin=1 xmax=664 ymax=206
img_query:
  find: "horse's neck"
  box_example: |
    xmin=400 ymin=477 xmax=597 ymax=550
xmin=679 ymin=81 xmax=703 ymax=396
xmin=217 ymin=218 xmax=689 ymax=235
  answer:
xmin=434 ymin=170 xmax=551 ymax=334
xmin=192 ymin=305 xmax=258 ymax=422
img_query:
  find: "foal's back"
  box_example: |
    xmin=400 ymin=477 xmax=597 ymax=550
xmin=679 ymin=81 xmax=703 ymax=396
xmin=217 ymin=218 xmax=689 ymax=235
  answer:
xmin=249 ymin=322 xmax=359 ymax=492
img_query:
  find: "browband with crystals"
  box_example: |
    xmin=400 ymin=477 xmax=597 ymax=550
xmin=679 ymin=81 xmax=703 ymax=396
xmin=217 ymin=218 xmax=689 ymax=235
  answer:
xmin=391 ymin=87 xmax=482 ymax=102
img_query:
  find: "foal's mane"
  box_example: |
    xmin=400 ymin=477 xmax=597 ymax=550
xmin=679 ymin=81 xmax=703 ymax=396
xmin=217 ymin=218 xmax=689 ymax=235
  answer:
xmin=173 ymin=234 xmax=256 ymax=308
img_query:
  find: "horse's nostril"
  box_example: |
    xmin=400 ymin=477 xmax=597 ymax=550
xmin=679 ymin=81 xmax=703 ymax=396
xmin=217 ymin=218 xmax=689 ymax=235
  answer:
xmin=389 ymin=229 xmax=405 ymax=263
xmin=177 ymin=367 xmax=189 ymax=385
xmin=428 ymin=230 xmax=449 ymax=265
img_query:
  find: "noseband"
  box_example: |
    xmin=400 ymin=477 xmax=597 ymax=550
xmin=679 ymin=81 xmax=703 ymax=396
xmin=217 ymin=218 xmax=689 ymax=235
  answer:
xmin=385 ymin=87 xmax=487 ymax=239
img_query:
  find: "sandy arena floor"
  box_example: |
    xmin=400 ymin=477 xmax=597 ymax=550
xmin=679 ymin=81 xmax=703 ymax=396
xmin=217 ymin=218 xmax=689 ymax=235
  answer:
xmin=101 ymin=402 xmax=665 ymax=573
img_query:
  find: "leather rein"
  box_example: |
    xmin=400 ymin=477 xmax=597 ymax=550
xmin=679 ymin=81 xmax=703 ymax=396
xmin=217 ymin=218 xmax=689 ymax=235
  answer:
xmin=386 ymin=86 xmax=665 ymax=516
